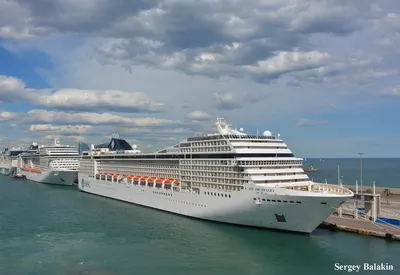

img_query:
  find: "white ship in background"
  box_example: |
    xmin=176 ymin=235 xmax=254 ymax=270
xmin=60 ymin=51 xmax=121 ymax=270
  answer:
xmin=78 ymin=118 xmax=353 ymax=234
xmin=0 ymin=146 xmax=25 ymax=175
xmin=18 ymin=138 xmax=80 ymax=185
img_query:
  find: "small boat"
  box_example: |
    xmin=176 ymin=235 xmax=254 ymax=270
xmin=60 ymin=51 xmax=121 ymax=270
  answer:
xmin=9 ymin=173 xmax=27 ymax=180
xmin=304 ymin=164 xmax=320 ymax=172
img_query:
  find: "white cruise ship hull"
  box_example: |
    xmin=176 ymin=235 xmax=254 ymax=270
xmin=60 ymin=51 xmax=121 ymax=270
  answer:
xmin=78 ymin=174 xmax=348 ymax=233
xmin=22 ymin=169 xmax=78 ymax=186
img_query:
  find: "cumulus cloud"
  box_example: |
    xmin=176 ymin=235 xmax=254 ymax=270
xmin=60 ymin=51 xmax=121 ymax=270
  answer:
xmin=0 ymin=0 xmax=387 ymax=84
xmin=0 ymin=109 xmax=184 ymax=131
xmin=214 ymin=92 xmax=241 ymax=110
xmin=0 ymin=111 xmax=17 ymax=121
xmin=1 ymin=107 xmax=205 ymax=150
xmin=29 ymin=124 xmax=93 ymax=135
xmin=0 ymin=75 xmax=165 ymax=113
xmin=186 ymin=111 xmax=212 ymax=121
xmin=296 ymin=118 xmax=328 ymax=127
xmin=290 ymin=51 xmax=400 ymax=85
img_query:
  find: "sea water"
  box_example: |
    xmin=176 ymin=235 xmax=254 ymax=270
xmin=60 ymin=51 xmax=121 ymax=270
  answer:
xmin=304 ymin=158 xmax=400 ymax=188
xmin=1 ymin=160 xmax=400 ymax=275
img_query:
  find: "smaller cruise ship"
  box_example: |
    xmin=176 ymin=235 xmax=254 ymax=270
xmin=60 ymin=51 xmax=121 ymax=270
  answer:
xmin=0 ymin=146 xmax=25 ymax=175
xmin=18 ymin=139 xmax=81 ymax=185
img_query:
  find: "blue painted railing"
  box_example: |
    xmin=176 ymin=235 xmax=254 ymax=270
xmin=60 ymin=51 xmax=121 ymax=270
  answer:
xmin=376 ymin=217 xmax=400 ymax=226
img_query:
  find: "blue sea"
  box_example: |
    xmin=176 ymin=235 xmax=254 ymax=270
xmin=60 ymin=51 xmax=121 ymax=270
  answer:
xmin=1 ymin=158 xmax=400 ymax=275
xmin=304 ymin=158 xmax=400 ymax=188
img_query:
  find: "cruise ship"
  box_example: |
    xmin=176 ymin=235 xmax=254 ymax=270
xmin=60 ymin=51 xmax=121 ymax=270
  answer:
xmin=18 ymin=138 xmax=80 ymax=185
xmin=0 ymin=146 xmax=25 ymax=175
xmin=78 ymin=118 xmax=353 ymax=233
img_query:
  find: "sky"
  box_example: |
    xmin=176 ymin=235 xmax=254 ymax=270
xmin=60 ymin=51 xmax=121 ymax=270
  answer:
xmin=0 ymin=0 xmax=399 ymax=157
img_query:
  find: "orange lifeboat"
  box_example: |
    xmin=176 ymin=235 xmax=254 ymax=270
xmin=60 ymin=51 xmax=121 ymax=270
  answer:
xmin=24 ymin=168 xmax=42 ymax=173
xmin=164 ymin=179 xmax=174 ymax=184
xmin=156 ymin=178 xmax=165 ymax=183
xmin=127 ymin=175 xmax=135 ymax=179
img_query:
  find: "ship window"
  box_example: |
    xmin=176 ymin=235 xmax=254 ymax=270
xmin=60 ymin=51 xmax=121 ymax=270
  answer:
xmin=228 ymin=195 xmax=231 ymax=198
xmin=277 ymin=200 xmax=282 ymax=202
xmin=272 ymin=200 xmax=276 ymax=202
xmin=290 ymin=201 xmax=294 ymax=203
xmin=275 ymin=214 xmax=287 ymax=223
xmin=321 ymin=202 xmax=327 ymax=204
xmin=267 ymin=199 xmax=271 ymax=202
xmin=296 ymin=201 xmax=301 ymax=204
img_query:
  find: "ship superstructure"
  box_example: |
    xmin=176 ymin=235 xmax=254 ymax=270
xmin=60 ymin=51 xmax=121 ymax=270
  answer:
xmin=18 ymin=139 xmax=80 ymax=185
xmin=78 ymin=118 xmax=353 ymax=233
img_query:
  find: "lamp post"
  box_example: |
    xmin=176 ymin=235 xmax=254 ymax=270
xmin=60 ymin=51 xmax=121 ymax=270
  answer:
xmin=358 ymin=152 xmax=364 ymax=196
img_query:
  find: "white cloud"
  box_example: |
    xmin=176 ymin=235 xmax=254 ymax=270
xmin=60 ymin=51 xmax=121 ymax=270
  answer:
xmin=0 ymin=111 xmax=17 ymax=121
xmin=0 ymin=75 xmax=166 ymax=113
xmin=186 ymin=111 xmax=212 ymax=121
xmin=214 ymin=92 xmax=241 ymax=110
xmin=28 ymin=124 xmax=93 ymax=134
xmin=243 ymin=51 xmax=331 ymax=79
xmin=0 ymin=109 xmax=180 ymax=127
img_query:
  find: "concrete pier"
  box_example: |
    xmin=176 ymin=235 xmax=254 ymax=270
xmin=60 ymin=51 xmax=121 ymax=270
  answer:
xmin=319 ymin=185 xmax=400 ymax=240
xmin=321 ymin=216 xmax=400 ymax=241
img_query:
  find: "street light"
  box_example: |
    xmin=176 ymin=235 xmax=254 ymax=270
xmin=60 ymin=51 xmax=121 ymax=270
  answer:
xmin=358 ymin=152 xmax=364 ymax=195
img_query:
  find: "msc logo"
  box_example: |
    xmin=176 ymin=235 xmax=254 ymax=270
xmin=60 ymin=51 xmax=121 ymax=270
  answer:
xmin=81 ymin=178 xmax=91 ymax=188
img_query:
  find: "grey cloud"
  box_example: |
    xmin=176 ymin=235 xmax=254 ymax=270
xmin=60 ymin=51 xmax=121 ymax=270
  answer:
xmin=2 ymin=0 xmax=386 ymax=83
xmin=13 ymin=0 xmax=161 ymax=34
xmin=289 ymin=51 xmax=400 ymax=85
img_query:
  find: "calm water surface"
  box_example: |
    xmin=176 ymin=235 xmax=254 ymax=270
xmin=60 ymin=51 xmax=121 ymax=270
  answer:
xmin=1 ymin=174 xmax=399 ymax=275
xmin=304 ymin=158 xmax=400 ymax=188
